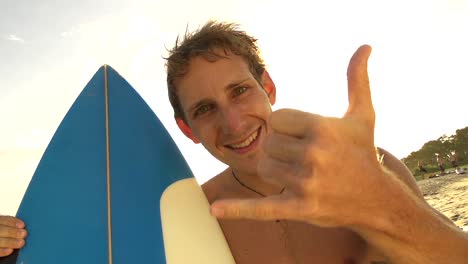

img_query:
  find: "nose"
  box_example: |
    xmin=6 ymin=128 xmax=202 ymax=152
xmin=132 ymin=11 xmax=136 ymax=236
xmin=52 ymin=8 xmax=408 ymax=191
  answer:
xmin=218 ymin=106 xmax=245 ymax=135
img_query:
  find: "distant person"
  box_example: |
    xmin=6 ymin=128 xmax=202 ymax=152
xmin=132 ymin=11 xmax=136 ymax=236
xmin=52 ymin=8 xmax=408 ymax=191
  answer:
xmin=450 ymin=150 xmax=459 ymax=168
xmin=418 ymin=160 xmax=428 ymax=179
xmin=436 ymin=153 xmax=445 ymax=175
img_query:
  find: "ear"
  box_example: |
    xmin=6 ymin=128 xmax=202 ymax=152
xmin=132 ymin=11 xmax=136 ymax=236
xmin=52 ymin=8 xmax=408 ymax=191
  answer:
xmin=176 ymin=118 xmax=200 ymax=144
xmin=262 ymin=70 xmax=276 ymax=105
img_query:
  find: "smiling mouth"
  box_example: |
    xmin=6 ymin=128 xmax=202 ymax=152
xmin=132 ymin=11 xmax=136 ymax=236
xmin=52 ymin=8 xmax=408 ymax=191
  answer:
xmin=226 ymin=128 xmax=261 ymax=150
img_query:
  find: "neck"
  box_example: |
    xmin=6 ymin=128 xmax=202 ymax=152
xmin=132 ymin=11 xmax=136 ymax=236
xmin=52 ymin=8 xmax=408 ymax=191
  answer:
xmin=230 ymin=168 xmax=284 ymax=197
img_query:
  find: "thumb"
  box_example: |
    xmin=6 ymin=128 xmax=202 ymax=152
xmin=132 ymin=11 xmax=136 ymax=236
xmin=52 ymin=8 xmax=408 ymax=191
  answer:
xmin=345 ymin=44 xmax=374 ymax=124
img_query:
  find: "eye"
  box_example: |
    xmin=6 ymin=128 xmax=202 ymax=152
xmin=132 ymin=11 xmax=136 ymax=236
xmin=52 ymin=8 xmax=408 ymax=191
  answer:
xmin=194 ymin=104 xmax=213 ymax=117
xmin=233 ymin=86 xmax=248 ymax=97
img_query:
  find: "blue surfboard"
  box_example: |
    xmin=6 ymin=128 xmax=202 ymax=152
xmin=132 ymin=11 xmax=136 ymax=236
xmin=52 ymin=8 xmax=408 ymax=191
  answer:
xmin=13 ymin=65 xmax=234 ymax=263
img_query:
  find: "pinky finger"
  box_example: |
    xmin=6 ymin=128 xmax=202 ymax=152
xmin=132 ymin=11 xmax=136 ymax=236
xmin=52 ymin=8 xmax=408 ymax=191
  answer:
xmin=210 ymin=196 xmax=298 ymax=221
xmin=0 ymin=248 xmax=13 ymax=257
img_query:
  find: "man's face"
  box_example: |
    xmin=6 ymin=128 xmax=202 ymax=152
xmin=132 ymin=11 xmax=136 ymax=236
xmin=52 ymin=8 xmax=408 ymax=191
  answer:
xmin=176 ymin=52 xmax=275 ymax=174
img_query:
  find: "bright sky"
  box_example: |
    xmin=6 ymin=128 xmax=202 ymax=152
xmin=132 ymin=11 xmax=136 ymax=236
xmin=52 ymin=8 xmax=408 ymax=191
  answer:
xmin=1 ymin=0 xmax=467 ymax=215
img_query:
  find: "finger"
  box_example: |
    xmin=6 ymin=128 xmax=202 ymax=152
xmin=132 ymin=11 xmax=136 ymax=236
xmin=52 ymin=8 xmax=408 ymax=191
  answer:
xmin=0 ymin=216 xmax=25 ymax=228
xmin=270 ymin=109 xmax=322 ymax=138
xmin=210 ymin=196 xmax=299 ymax=221
xmin=257 ymin=156 xmax=302 ymax=191
xmin=263 ymin=132 xmax=306 ymax=163
xmin=0 ymin=237 xmax=25 ymax=249
xmin=0 ymin=248 xmax=13 ymax=257
xmin=345 ymin=44 xmax=375 ymax=123
xmin=0 ymin=225 xmax=27 ymax=239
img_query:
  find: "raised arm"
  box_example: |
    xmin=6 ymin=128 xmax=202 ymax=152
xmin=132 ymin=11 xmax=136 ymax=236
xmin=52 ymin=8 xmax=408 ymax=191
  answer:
xmin=209 ymin=45 xmax=468 ymax=263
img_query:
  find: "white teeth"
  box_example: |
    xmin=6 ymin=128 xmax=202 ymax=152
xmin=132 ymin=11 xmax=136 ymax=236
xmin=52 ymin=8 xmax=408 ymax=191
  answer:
xmin=229 ymin=130 xmax=259 ymax=149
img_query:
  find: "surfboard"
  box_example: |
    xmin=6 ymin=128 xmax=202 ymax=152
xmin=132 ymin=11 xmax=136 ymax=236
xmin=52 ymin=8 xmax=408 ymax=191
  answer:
xmin=13 ymin=65 xmax=235 ymax=263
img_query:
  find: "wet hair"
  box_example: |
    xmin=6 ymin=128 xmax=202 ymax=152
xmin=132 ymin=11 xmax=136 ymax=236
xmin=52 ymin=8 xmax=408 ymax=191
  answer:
xmin=165 ymin=20 xmax=266 ymax=121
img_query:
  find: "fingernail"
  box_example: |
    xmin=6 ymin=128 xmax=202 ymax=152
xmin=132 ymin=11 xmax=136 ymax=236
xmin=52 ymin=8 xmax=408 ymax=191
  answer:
xmin=17 ymin=230 xmax=26 ymax=238
xmin=16 ymin=222 xmax=24 ymax=228
xmin=210 ymin=206 xmax=224 ymax=217
xmin=17 ymin=239 xmax=24 ymax=246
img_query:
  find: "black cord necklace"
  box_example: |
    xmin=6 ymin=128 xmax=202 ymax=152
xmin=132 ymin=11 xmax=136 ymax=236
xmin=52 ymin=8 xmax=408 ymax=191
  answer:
xmin=231 ymin=169 xmax=286 ymax=223
xmin=231 ymin=169 xmax=286 ymax=197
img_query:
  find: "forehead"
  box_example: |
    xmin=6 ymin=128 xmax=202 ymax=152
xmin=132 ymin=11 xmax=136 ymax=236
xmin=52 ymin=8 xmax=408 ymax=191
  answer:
xmin=176 ymin=53 xmax=255 ymax=106
xmin=178 ymin=53 xmax=253 ymax=88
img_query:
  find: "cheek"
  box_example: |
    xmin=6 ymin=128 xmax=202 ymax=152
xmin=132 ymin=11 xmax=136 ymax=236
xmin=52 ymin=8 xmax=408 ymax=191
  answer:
xmin=255 ymin=101 xmax=273 ymax=119
xmin=244 ymin=92 xmax=272 ymax=114
xmin=191 ymin=122 xmax=218 ymax=145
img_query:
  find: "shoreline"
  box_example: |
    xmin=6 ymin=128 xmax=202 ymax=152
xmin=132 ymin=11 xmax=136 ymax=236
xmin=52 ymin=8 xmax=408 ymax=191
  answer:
xmin=417 ymin=173 xmax=468 ymax=231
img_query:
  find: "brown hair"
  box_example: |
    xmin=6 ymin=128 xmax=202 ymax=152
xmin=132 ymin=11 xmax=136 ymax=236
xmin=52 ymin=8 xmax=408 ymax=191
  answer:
xmin=165 ymin=20 xmax=266 ymax=121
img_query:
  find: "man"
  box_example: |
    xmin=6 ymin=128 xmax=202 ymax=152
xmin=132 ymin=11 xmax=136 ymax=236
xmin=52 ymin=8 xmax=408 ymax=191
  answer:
xmin=450 ymin=150 xmax=459 ymax=168
xmin=417 ymin=160 xmax=427 ymax=179
xmin=1 ymin=21 xmax=468 ymax=263
xmin=436 ymin=153 xmax=445 ymax=175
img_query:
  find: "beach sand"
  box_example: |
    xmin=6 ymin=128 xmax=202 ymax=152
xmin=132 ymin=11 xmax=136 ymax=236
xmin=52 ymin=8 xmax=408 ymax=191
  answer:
xmin=417 ymin=172 xmax=468 ymax=231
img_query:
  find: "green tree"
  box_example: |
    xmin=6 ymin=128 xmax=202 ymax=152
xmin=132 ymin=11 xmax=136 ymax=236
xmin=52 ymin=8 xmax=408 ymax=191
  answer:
xmin=402 ymin=126 xmax=468 ymax=179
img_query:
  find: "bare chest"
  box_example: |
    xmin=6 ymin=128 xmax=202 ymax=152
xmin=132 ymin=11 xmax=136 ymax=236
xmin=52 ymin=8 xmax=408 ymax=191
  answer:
xmin=220 ymin=219 xmax=368 ymax=264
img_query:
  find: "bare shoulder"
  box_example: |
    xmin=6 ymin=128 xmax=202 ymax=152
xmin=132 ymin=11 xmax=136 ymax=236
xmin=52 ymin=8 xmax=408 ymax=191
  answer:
xmin=377 ymin=147 xmax=423 ymax=198
xmin=201 ymin=169 xmax=236 ymax=204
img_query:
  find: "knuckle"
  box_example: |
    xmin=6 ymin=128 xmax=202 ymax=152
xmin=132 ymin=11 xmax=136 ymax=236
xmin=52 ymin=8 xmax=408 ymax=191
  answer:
xmin=253 ymin=204 xmax=269 ymax=219
xmin=3 ymin=226 xmax=24 ymax=239
xmin=298 ymin=199 xmax=319 ymax=220
xmin=308 ymin=199 xmax=324 ymax=219
xmin=227 ymin=205 xmax=241 ymax=218
xmin=0 ymin=238 xmax=17 ymax=248
xmin=321 ymin=118 xmax=340 ymax=138
xmin=297 ymin=174 xmax=315 ymax=194
xmin=7 ymin=227 xmax=17 ymax=238
xmin=0 ymin=226 xmax=11 ymax=238
xmin=0 ymin=216 xmax=12 ymax=226
xmin=301 ymin=142 xmax=314 ymax=160
xmin=297 ymin=173 xmax=312 ymax=186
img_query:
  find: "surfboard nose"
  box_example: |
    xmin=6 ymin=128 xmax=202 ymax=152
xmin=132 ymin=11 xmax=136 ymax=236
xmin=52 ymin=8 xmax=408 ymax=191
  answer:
xmin=15 ymin=65 xmax=233 ymax=263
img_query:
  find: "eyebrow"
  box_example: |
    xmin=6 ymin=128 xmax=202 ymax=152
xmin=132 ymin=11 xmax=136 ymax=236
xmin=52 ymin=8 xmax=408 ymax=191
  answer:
xmin=187 ymin=77 xmax=251 ymax=114
xmin=225 ymin=77 xmax=251 ymax=91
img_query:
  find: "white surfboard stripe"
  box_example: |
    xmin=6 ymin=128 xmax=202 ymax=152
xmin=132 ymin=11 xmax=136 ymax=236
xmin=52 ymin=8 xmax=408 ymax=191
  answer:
xmin=104 ymin=65 xmax=114 ymax=264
